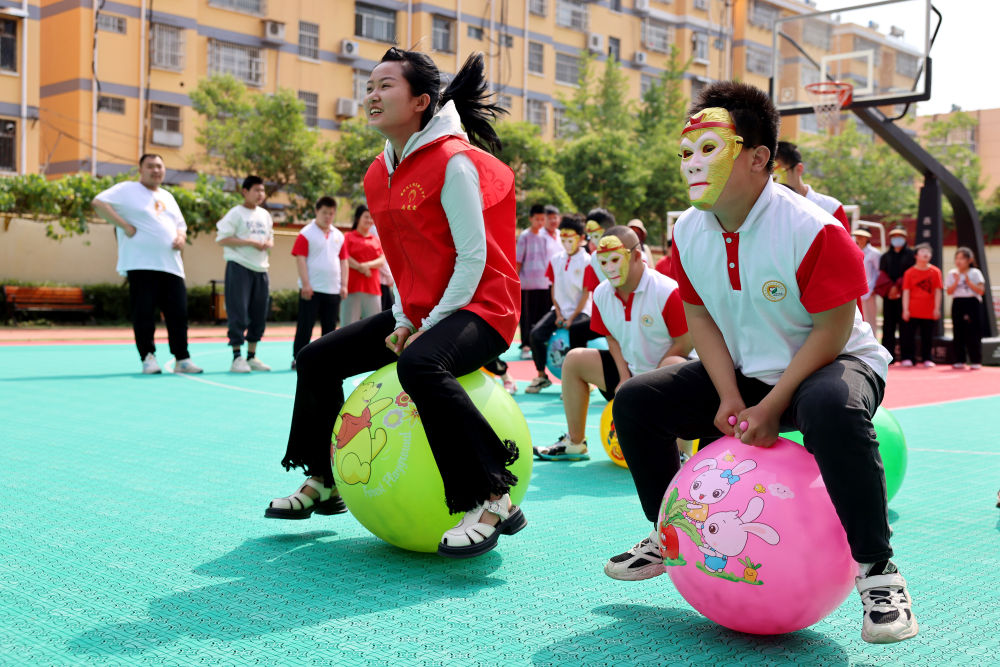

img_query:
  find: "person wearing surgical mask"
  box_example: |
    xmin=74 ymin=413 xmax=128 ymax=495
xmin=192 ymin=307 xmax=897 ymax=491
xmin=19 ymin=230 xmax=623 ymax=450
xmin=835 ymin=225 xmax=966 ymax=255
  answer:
xmin=876 ymin=227 xmax=915 ymax=362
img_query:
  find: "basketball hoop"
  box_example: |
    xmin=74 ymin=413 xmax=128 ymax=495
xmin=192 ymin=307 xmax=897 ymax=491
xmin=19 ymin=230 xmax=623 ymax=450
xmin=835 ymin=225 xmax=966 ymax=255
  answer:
xmin=805 ymin=81 xmax=853 ymax=132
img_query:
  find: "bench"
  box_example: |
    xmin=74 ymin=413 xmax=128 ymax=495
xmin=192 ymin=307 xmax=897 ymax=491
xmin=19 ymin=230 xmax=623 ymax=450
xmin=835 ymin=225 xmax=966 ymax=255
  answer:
xmin=3 ymin=285 xmax=95 ymax=321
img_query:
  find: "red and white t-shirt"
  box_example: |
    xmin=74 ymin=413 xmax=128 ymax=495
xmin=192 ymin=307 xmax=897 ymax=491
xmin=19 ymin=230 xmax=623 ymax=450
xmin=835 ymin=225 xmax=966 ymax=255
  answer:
xmin=583 ymin=256 xmax=604 ymax=292
xmin=804 ymin=185 xmax=850 ymax=232
xmin=544 ymin=249 xmax=592 ymax=317
xmin=673 ymin=179 xmax=891 ymax=385
xmin=291 ymin=221 xmax=348 ymax=294
xmin=590 ymin=269 xmax=688 ymax=375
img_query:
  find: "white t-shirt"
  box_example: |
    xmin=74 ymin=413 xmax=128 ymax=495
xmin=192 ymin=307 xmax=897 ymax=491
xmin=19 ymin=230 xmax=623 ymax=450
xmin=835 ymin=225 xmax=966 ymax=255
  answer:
xmin=861 ymin=245 xmax=882 ymax=298
xmin=292 ymin=221 xmax=347 ymax=294
xmin=215 ymin=205 xmax=274 ymax=272
xmin=673 ymin=178 xmax=891 ymax=385
xmin=94 ymin=181 xmax=187 ymax=278
xmin=544 ymin=249 xmax=592 ymax=317
xmin=945 ymin=267 xmax=985 ymax=301
xmin=590 ymin=269 xmax=688 ymax=375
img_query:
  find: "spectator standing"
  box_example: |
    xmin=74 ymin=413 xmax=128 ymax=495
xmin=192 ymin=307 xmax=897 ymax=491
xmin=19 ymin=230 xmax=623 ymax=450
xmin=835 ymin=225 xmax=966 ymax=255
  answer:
xmin=945 ymin=247 xmax=986 ymax=370
xmin=901 ymin=243 xmax=943 ymax=367
xmin=627 ymin=219 xmax=655 ymax=266
xmin=853 ymin=229 xmax=882 ymax=327
xmin=216 ymin=175 xmax=274 ymax=372
xmin=544 ymin=204 xmax=561 ymax=244
xmin=341 ymin=205 xmax=386 ymax=326
xmin=876 ymin=227 xmax=915 ymax=361
xmin=291 ymin=196 xmax=348 ymax=368
xmin=91 ymin=153 xmax=202 ymax=375
xmin=655 ymin=238 xmax=674 ymax=279
xmin=516 ymin=203 xmax=559 ymax=359
xmin=774 ymin=141 xmax=851 ymax=231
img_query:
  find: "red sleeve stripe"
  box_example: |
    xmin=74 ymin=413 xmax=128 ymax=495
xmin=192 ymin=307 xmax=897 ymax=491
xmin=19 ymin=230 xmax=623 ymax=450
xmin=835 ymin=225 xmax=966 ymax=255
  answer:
xmin=590 ymin=299 xmax=610 ymax=336
xmin=797 ymin=224 xmax=868 ymax=313
xmin=291 ymin=234 xmax=309 ymax=257
xmin=673 ymin=232 xmax=704 ymax=306
xmin=662 ymin=289 xmax=688 ymax=337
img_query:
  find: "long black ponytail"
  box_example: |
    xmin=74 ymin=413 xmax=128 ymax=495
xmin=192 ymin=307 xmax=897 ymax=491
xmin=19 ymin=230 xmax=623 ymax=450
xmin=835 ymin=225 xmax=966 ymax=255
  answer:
xmin=378 ymin=49 xmax=507 ymax=155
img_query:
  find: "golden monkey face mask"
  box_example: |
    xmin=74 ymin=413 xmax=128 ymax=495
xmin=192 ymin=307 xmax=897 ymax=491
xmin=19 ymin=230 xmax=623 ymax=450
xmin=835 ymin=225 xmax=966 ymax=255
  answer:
xmin=679 ymin=108 xmax=743 ymax=210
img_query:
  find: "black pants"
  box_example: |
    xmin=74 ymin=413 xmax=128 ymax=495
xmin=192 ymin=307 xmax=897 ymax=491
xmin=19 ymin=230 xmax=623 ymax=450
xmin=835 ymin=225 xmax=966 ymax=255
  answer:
xmin=483 ymin=357 xmax=508 ymax=375
xmin=224 ymin=261 xmax=269 ymax=347
xmin=529 ymin=310 xmax=596 ymax=372
xmin=613 ymin=356 xmax=891 ymax=563
xmin=882 ymin=298 xmax=903 ymax=359
xmin=520 ymin=289 xmax=552 ymax=348
xmin=293 ymin=292 xmax=340 ymax=360
xmin=952 ymin=297 xmax=983 ymax=365
xmin=282 ymin=309 xmax=518 ymax=513
xmin=380 ymin=284 xmax=394 ymax=312
xmin=126 ymin=270 xmax=190 ymax=361
xmin=901 ymin=317 xmax=935 ymax=363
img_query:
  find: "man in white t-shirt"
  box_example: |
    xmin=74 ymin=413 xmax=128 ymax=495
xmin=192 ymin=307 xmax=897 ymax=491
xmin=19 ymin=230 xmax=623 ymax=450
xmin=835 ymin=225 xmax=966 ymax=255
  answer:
xmin=291 ymin=196 xmax=348 ymax=368
xmin=91 ymin=153 xmax=202 ymax=375
xmin=216 ymin=175 xmax=274 ymax=373
xmin=852 ymin=228 xmax=882 ymax=326
xmin=605 ymin=84 xmax=917 ymax=646
xmin=534 ymin=226 xmax=691 ymax=461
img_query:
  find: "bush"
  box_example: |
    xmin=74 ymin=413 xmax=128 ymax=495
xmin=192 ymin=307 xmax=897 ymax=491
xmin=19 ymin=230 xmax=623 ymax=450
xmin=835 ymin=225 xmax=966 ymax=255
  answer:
xmin=85 ymin=282 xmax=131 ymax=322
xmin=269 ymin=289 xmax=299 ymax=322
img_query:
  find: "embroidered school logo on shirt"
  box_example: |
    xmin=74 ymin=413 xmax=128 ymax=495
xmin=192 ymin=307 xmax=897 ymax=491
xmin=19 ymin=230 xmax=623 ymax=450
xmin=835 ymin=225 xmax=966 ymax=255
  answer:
xmin=399 ymin=183 xmax=427 ymax=211
xmin=641 ymin=314 xmax=654 ymax=327
xmin=762 ymin=280 xmax=787 ymax=302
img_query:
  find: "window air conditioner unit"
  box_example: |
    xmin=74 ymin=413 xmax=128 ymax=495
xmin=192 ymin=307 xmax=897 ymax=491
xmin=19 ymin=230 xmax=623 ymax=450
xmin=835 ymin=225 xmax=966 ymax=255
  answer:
xmin=151 ymin=130 xmax=183 ymax=147
xmin=635 ymin=0 xmax=651 ymax=13
xmin=262 ymin=20 xmax=285 ymax=43
xmin=341 ymin=39 xmax=360 ymax=58
xmin=336 ymin=98 xmax=360 ymax=118
xmin=587 ymin=33 xmax=605 ymax=53
xmin=633 ymin=51 xmax=648 ymax=65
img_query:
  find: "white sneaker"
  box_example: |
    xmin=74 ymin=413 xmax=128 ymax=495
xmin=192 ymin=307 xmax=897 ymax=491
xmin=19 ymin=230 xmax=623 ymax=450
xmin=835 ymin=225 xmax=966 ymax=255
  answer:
xmin=231 ymin=356 xmax=251 ymax=373
xmin=952 ymin=362 xmax=966 ymax=369
xmin=900 ymin=360 xmax=914 ymax=367
xmin=141 ymin=353 xmax=162 ymax=374
xmin=922 ymin=360 xmax=935 ymax=368
xmin=857 ymin=561 xmax=918 ymax=644
xmin=174 ymin=358 xmax=203 ymax=374
xmin=970 ymin=364 xmax=982 ymax=370
xmin=520 ymin=347 xmax=532 ymax=360
xmin=247 ymin=357 xmax=272 ymax=371
xmin=534 ymin=434 xmax=589 ymax=461
xmin=604 ymin=530 xmax=665 ymax=581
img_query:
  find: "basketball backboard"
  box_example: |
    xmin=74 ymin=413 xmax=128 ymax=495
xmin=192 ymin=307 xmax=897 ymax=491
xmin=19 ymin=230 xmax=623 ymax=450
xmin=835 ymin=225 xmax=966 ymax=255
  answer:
xmin=771 ymin=0 xmax=932 ymax=116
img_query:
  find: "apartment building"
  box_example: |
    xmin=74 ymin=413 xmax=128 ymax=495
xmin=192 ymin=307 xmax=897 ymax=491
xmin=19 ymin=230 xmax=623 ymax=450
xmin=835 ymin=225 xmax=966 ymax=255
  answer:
xmin=913 ymin=107 xmax=1000 ymax=198
xmin=0 ymin=0 xmax=922 ymax=182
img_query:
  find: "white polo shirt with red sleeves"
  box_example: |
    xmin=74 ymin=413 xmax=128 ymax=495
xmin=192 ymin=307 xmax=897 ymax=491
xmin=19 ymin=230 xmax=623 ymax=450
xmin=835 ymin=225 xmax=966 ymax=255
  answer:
xmin=590 ymin=268 xmax=688 ymax=375
xmin=544 ymin=249 xmax=592 ymax=317
xmin=804 ymin=184 xmax=850 ymax=232
xmin=672 ymin=178 xmax=891 ymax=386
xmin=291 ymin=221 xmax=348 ymax=294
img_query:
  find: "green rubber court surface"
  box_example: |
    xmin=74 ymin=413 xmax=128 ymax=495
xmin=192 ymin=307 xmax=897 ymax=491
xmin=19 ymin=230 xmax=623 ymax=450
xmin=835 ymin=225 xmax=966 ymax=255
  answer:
xmin=1 ymin=341 xmax=998 ymax=665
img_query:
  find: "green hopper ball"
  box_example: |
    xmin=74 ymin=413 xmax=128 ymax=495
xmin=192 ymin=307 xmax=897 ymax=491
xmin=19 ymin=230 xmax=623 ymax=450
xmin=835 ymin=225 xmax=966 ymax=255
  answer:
xmin=331 ymin=362 xmax=533 ymax=552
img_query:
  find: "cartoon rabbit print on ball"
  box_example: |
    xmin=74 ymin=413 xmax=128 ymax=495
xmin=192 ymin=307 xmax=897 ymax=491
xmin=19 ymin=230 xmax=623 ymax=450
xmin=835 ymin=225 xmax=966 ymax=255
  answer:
xmin=698 ymin=496 xmax=779 ymax=574
xmin=685 ymin=457 xmax=757 ymax=527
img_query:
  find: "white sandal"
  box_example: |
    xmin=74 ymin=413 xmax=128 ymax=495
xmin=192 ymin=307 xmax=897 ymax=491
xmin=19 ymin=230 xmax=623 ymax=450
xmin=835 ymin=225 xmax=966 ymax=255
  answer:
xmin=437 ymin=493 xmax=527 ymax=558
xmin=264 ymin=478 xmax=347 ymax=520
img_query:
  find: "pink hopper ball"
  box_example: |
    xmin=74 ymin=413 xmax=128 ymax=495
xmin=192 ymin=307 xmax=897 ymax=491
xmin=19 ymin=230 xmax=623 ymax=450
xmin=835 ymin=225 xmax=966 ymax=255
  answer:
xmin=656 ymin=436 xmax=856 ymax=635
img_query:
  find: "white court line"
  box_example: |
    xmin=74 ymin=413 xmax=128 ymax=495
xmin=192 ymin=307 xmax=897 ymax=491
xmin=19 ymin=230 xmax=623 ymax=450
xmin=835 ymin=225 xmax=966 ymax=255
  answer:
xmin=890 ymin=392 xmax=1000 ymax=410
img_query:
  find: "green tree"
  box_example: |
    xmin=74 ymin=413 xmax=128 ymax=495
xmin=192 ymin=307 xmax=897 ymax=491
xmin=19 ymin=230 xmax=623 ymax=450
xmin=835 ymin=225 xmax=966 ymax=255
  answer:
xmin=560 ymin=51 xmax=635 ymax=139
xmin=799 ymin=118 xmax=917 ymax=220
xmin=189 ymin=74 xmax=340 ymax=220
xmin=557 ymin=129 xmax=647 ymax=215
xmin=332 ymin=115 xmax=386 ymax=203
xmin=495 ymin=121 xmax=574 ymax=220
xmin=914 ymin=111 xmax=985 ymax=225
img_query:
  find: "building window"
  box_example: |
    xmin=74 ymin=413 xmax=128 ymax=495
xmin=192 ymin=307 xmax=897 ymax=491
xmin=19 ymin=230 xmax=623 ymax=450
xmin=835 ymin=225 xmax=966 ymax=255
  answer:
xmin=98 ymin=96 xmax=126 ymax=114
xmin=640 ymin=74 xmax=656 ymax=96
xmin=693 ymin=32 xmax=709 ymax=62
xmin=746 ymin=46 xmax=773 ymax=75
xmin=527 ymin=99 xmax=547 ymax=128
xmin=803 ymin=19 xmax=831 ymax=50
xmin=694 ymin=0 xmax=709 ymax=10
xmin=553 ymin=107 xmax=577 ymax=138
xmin=298 ymin=21 xmax=319 ymax=60
xmin=690 ymin=78 xmax=708 ymax=101
xmin=151 ymin=104 xmax=182 ymax=146
xmin=208 ymin=39 xmax=264 ymax=86
xmin=608 ymin=36 xmax=621 ymax=61
xmin=528 ymin=41 xmax=544 ymax=74
xmin=151 ymin=24 xmax=185 ymax=71
xmin=497 ymin=94 xmax=513 ymax=111
xmin=500 ymin=33 xmax=514 ymax=48
xmin=356 ymin=3 xmax=396 ymax=43
xmin=799 ymin=113 xmax=818 ymax=134
xmin=853 ymin=36 xmax=882 ymax=66
xmin=432 ymin=16 xmax=455 ymax=52
xmin=555 ymin=53 xmax=580 ymax=85
xmin=0 ymin=120 xmax=14 ymax=171
xmin=642 ymin=19 xmax=673 ymax=54
xmin=298 ymin=91 xmax=318 ymax=127
xmin=468 ymin=25 xmax=484 ymax=41
xmin=749 ymin=1 xmax=779 ymax=30
xmin=556 ymin=0 xmax=587 ymax=31
xmin=353 ymin=69 xmax=369 ymax=102
xmin=0 ymin=20 xmax=16 ymax=72
xmin=529 ymin=0 xmax=547 ymax=17
xmin=209 ymin=0 xmax=265 ymax=14
xmin=97 ymin=14 xmax=127 ymax=34
xmin=896 ymin=52 xmax=919 ymax=78
xmin=610 ymin=0 xmax=622 ymax=11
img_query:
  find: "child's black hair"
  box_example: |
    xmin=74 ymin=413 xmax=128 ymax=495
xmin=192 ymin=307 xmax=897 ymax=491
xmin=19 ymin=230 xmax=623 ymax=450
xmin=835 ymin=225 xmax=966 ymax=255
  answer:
xmin=558 ymin=213 xmax=586 ymax=236
xmin=689 ymin=82 xmax=780 ymax=172
xmin=586 ymin=208 xmax=616 ymax=229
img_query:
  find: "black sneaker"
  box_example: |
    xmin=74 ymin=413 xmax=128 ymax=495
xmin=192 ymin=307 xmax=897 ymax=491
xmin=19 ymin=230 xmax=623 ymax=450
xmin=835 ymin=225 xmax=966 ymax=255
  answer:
xmin=857 ymin=560 xmax=919 ymax=643
xmin=603 ymin=531 xmax=665 ymax=581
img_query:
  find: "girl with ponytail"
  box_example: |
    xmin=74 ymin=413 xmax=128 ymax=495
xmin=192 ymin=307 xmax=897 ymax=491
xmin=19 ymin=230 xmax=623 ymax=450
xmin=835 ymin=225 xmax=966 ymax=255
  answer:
xmin=267 ymin=49 xmax=526 ymax=559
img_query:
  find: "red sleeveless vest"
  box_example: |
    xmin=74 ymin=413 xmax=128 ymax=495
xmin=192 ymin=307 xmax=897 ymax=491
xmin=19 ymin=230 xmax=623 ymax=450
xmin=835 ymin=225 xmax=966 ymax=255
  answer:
xmin=363 ymin=136 xmax=521 ymax=343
